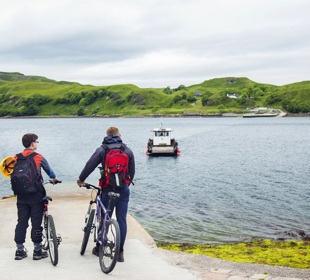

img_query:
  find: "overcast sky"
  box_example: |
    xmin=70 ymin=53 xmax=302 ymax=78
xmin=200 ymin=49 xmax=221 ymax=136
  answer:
xmin=1 ymin=0 xmax=309 ymax=88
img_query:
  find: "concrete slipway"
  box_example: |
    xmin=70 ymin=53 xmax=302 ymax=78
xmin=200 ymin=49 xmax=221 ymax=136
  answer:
xmin=0 ymin=189 xmax=309 ymax=280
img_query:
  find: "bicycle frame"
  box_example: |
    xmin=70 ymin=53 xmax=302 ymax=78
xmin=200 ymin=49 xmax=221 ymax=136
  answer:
xmin=43 ymin=200 xmax=49 ymax=216
xmin=94 ymin=189 xmax=115 ymax=246
xmin=42 ymin=197 xmax=52 ymax=227
xmin=81 ymin=183 xmax=121 ymax=274
xmin=42 ymin=201 xmax=49 ymax=239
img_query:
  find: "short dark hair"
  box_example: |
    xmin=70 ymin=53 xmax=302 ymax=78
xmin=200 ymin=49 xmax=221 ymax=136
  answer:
xmin=22 ymin=133 xmax=38 ymax=148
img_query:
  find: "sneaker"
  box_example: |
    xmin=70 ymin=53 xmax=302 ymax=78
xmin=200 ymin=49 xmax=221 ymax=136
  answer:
xmin=92 ymin=246 xmax=99 ymax=257
xmin=33 ymin=249 xmax=48 ymax=260
xmin=15 ymin=248 xmax=28 ymax=260
xmin=117 ymin=251 xmax=124 ymax=262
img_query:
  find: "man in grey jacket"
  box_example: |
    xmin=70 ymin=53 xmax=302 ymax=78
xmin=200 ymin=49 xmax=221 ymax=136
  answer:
xmin=77 ymin=126 xmax=135 ymax=262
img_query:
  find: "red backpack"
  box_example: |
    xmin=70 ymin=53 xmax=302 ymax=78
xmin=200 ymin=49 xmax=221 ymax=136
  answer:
xmin=99 ymin=144 xmax=131 ymax=189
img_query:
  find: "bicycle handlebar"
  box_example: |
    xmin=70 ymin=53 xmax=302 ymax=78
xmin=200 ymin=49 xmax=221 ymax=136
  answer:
xmin=40 ymin=180 xmax=61 ymax=204
xmin=44 ymin=179 xmax=62 ymax=185
xmin=82 ymin=183 xmax=101 ymax=191
xmin=82 ymin=183 xmax=120 ymax=198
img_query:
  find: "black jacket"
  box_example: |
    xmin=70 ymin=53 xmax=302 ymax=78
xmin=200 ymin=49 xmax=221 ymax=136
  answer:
xmin=79 ymin=135 xmax=135 ymax=184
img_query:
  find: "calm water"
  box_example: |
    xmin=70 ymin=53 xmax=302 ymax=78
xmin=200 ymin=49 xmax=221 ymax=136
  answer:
xmin=1 ymin=117 xmax=309 ymax=244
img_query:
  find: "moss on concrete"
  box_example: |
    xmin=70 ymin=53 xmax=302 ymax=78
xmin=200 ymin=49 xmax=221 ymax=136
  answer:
xmin=157 ymin=240 xmax=310 ymax=269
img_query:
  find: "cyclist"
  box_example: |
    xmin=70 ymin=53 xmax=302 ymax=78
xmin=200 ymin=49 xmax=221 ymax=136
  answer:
xmin=77 ymin=126 xmax=135 ymax=262
xmin=13 ymin=133 xmax=59 ymax=261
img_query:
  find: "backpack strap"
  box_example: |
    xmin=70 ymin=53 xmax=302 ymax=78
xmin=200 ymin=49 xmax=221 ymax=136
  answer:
xmin=16 ymin=152 xmax=38 ymax=160
xmin=16 ymin=153 xmax=24 ymax=160
xmin=28 ymin=152 xmax=38 ymax=158
xmin=101 ymin=143 xmax=125 ymax=152
xmin=101 ymin=143 xmax=110 ymax=153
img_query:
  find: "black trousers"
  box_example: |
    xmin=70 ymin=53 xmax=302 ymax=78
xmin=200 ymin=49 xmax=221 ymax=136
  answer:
xmin=14 ymin=201 xmax=44 ymax=244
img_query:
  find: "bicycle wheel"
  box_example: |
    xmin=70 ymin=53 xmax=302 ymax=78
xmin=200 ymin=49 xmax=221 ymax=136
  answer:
xmin=41 ymin=216 xmax=49 ymax=251
xmin=47 ymin=215 xmax=59 ymax=266
xmin=99 ymin=219 xmax=121 ymax=274
xmin=80 ymin=209 xmax=95 ymax=255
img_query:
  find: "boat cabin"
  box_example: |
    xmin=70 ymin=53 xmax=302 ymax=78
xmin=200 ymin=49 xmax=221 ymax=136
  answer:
xmin=152 ymin=128 xmax=172 ymax=146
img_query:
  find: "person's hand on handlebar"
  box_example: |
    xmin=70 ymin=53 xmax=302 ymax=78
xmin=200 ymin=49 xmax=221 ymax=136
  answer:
xmin=51 ymin=178 xmax=61 ymax=185
xmin=77 ymin=179 xmax=85 ymax=187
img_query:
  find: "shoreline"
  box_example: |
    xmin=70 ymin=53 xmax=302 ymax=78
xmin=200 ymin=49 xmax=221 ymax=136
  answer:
xmin=3 ymin=193 xmax=308 ymax=243
xmin=1 ymin=113 xmax=309 ymax=119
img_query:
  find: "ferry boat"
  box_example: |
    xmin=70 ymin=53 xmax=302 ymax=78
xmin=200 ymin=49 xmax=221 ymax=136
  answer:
xmin=146 ymin=126 xmax=180 ymax=156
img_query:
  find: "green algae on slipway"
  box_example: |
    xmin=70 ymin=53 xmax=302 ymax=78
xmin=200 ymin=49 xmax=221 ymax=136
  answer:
xmin=158 ymin=240 xmax=310 ymax=269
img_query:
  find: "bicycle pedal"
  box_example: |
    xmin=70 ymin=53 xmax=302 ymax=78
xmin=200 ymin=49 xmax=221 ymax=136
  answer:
xmin=57 ymin=234 xmax=62 ymax=245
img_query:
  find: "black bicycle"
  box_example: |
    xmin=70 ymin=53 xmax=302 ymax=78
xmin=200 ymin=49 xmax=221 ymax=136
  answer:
xmin=80 ymin=183 xmax=121 ymax=274
xmin=41 ymin=180 xmax=62 ymax=266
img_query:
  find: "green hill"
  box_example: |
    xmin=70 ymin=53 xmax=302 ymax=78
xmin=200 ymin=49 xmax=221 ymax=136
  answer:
xmin=0 ymin=71 xmax=309 ymax=117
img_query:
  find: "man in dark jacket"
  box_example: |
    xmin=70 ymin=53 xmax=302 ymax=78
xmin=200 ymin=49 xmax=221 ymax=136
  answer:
xmin=77 ymin=126 xmax=135 ymax=262
xmin=14 ymin=133 xmax=59 ymax=261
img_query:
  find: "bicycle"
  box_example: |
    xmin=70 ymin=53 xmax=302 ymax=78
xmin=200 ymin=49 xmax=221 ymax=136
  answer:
xmin=41 ymin=180 xmax=62 ymax=266
xmin=80 ymin=183 xmax=121 ymax=274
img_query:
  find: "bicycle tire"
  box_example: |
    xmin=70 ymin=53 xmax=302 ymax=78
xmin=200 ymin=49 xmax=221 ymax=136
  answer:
xmin=41 ymin=216 xmax=49 ymax=251
xmin=99 ymin=219 xmax=121 ymax=274
xmin=47 ymin=215 xmax=59 ymax=266
xmin=80 ymin=209 xmax=95 ymax=255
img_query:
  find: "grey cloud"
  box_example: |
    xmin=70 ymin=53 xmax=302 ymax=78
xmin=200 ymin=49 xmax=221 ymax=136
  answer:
xmin=1 ymin=0 xmax=310 ymax=87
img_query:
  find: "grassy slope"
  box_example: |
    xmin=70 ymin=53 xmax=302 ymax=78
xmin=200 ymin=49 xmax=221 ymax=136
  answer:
xmin=0 ymin=72 xmax=309 ymax=116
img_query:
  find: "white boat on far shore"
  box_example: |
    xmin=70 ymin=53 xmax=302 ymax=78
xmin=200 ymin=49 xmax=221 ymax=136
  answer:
xmin=243 ymin=107 xmax=287 ymax=118
xmin=243 ymin=113 xmax=279 ymax=118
